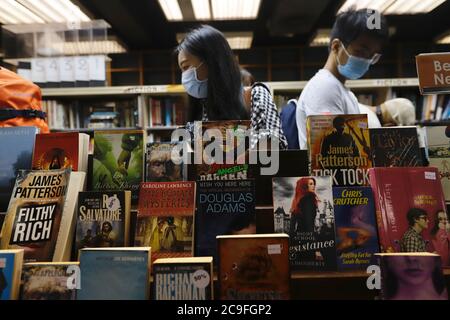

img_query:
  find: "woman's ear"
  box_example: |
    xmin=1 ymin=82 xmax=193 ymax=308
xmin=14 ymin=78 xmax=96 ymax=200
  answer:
xmin=330 ymin=39 xmax=341 ymax=55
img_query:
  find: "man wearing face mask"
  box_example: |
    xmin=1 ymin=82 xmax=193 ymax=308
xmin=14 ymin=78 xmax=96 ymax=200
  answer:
xmin=296 ymin=8 xmax=389 ymax=150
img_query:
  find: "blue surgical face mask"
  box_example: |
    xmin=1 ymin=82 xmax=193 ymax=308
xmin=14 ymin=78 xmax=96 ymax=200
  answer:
xmin=182 ymin=62 xmax=208 ymax=99
xmin=336 ymin=43 xmax=372 ymax=80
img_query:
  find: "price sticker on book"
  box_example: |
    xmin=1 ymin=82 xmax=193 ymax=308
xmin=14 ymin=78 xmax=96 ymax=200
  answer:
xmin=416 ymin=52 xmax=450 ymax=94
xmin=267 ymin=244 xmax=282 ymax=255
xmin=425 ymin=171 xmax=437 ymax=180
xmin=0 ymin=258 xmax=5 ymax=268
xmin=191 ymin=270 xmax=210 ymax=289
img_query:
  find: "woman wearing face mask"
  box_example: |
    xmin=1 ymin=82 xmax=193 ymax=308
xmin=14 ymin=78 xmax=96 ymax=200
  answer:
xmin=177 ymin=25 xmax=287 ymax=150
xmin=295 ymin=8 xmax=389 ymax=150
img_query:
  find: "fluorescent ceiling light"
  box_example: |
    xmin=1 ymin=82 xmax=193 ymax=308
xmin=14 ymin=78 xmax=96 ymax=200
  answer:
xmin=384 ymin=0 xmax=446 ymax=14
xmin=192 ymin=0 xmax=211 ymax=20
xmin=177 ymin=31 xmax=253 ymax=49
xmin=158 ymin=0 xmax=183 ymax=21
xmin=0 ymin=0 xmax=90 ymax=24
xmin=61 ymin=40 xmax=127 ymax=55
xmin=0 ymin=0 xmax=45 ymax=24
xmin=436 ymin=31 xmax=450 ymax=44
xmin=211 ymin=0 xmax=261 ymax=20
xmin=310 ymin=29 xmax=331 ymax=47
xmin=338 ymin=0 xmax=446 ymax=14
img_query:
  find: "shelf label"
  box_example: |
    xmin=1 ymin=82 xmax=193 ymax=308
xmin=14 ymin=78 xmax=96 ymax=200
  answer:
xmin=45 ymin=58 xmax=60 ymax=83
xmin=88 ymin=55 xmax=106 ymax=81
xmin=124 ymin=86 xmax=168 ymax=94
xmin=59 ymin=57 xmax=75 ymax=82
xmin=75 ymin=56 xmax=89 ymax=81
xmin=31 ymin=58 xmax=46 ymax=83
xmin=416 ymin=52 xmax=450 ymax=94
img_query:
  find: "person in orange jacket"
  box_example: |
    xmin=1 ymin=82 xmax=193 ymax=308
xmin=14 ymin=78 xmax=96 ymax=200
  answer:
xmin=0 ymin=67 xmax=49 ymax=133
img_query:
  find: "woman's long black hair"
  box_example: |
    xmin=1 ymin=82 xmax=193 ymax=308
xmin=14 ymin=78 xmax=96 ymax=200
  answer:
xmin=176 ymin=25 xmax=249 ymax=121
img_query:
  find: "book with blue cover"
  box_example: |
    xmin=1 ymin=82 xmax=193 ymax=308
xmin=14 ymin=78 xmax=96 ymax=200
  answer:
xmin=77 ymin=247 xmax=150 ymax=300
xmin=333 ymin=187 xmax=379 ymax=270
xmin=0 ymin=127 xmax=38 ymax=212
xmin=0 ymin=249 xmax=24 ymax=300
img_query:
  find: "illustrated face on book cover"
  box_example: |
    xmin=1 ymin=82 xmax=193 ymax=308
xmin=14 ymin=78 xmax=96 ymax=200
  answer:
xmin=381 ymin=255 xmax=448 ymax=300
xmin=147 ymin=146 xmax=182 ymax=182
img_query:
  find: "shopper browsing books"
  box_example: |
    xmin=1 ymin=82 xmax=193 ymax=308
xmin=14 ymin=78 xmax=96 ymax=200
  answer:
xmin=177 ymin=25 xmax=287 ymax=150
xmin=296 ymin=8 xmax=389 ymax=149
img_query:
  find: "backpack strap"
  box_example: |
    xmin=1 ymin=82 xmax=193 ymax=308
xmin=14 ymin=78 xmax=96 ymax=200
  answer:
xmin=0 ymin=109 xmax=46 ymax=121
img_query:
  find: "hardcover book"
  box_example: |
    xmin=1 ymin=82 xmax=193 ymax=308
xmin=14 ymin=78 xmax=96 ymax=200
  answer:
xmin=333 ymin=187 xmax=379 ymax=270
xmin=369 ymin=127 xmax=422 ymax=167
xmin=0 ymin=168 xmax=71 ymax=262
xmin=272 ymin=176 xmax=337 ymax=271
xmin=307 ymin=114 xmax=371 ymax=186
xmin=75 ymin=191 xmax=131 ymax=254
xmin=32 ymin=132 xmax=89 ymax=172
xmin=217 ymin=234 xmax=290 ymax=300
xmin=195 ymin=180 xmax=256 ymax=261
xmin=0 ymin=249 xmax=24 ymax=300
xmin=426 ymin=125 xmax=450 ymax=201
xmin=92 ymin=130 xmax=144 ymax=205
xmin=78 ymin=247 xmax=151 ymax=300
xmin=153 ymin=257 xmax=213 ymax=300
xmin=0 ymin=127 xmax=38 ymax=212
xmin=369 ymin=167 xmax=449 ymax=266
xmin=377 ymin=253 xmax=448 ymax=300
xmin=21 ymin=262 xmax=79 ymax=300
xmin=135 ymin=182 xmax=195 ymax=261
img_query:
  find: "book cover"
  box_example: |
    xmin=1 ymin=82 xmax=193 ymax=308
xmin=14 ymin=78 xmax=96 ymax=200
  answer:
xmin=272 ymin=176 xmax=337 ymax=271
xmin=0 ymin=249 xmax=24 ymax=300
xmin=135 ymin=182 xmax=195 ymax=261
xmin=0 ymin=127 xmax=38 ymax=212
xmin=145 ymin=142 xmax=185 ymax=182
xmin=426 ymin=126 xmax=450 ymax=201
xmin=32 ymin=132 xmax=88 ymax=172
xmin=92 ymin=130 xmax=144 ymax=205
xmin=193 ymin=120 xmax=251 ymax=164
xmin=195 ymin=180 xmax=256 ymax=261
xmin=153 ymin=257 xmax=213 ymax=300
xmin=0 ymin=169 xmax=70 ymax=262
xmin=333 ymin=187 xmax=379 ymax=270
xmin=75 ymin=191 xmax=131 ymax=255
xmin=78 ymin=247 xmax=150 ymax=300
xmin=369 ymin=127 xmax=423 ymax=167
xmin=217 ymin=234 xmax=290 ymax=300
xmin=369 ymin=167 xmax=449 ymax=266
xmin=21 ymin=262 xmax=79 ymax=300
xmin=307 ymin=114 xmax=372 ymax=186
xmin=377 ymin=253 xmax=448 ymax=300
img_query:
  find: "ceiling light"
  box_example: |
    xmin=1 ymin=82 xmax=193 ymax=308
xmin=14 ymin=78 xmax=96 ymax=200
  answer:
xmin=384 ymin=0 xmax=446 ymax=14
xmin=338 ymin=0 xmax=395 ymax=13
xmin=338 ymin=0 xmax=446 ymax=14
xmin=436 ymin=31 xmax=450 ymax=44
xmin=192 ymin=0 xmax=211 ymax=20
xmin=0 ymin=0 xmax=45 ymax=24
xmin=310 ymin=29 xmax=331 ymax=47
xmin=61 ymin=40 xmax=127 ymax=55
xmin=177 ymin=31 xmax=253 ymax=49
xmin=211 ymin=0 xmax=261 ymax=20
xmin=158 ymin=0 xmax=183 ymax=21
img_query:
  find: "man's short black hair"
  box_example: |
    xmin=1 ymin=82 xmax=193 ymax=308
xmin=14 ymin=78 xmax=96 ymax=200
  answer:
xmin=330 ymin=8 xmax=389 ymax=49
xmin=406 ymin=208 xmax=427 ymax=226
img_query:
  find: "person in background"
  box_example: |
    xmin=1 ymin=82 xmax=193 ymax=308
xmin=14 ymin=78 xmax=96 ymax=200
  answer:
xmin=240 ymin=68 xmax=255 ymax=87
xmin=177 ymin=25 xmax=287 ymax=150
xmin=296 ymin=8 xmax=389 ymax=149
xmin=0 ymin=67 xmax=49 ymax=133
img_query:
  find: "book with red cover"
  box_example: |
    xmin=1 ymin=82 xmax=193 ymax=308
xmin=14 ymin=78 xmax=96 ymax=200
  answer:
xmin=135 ymin=181 xmax=196 ymax=262
xmin=32 ymin=132 xmax=89 ymax=172
xmin=369 ymin=167 xmax=449 ymax=267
